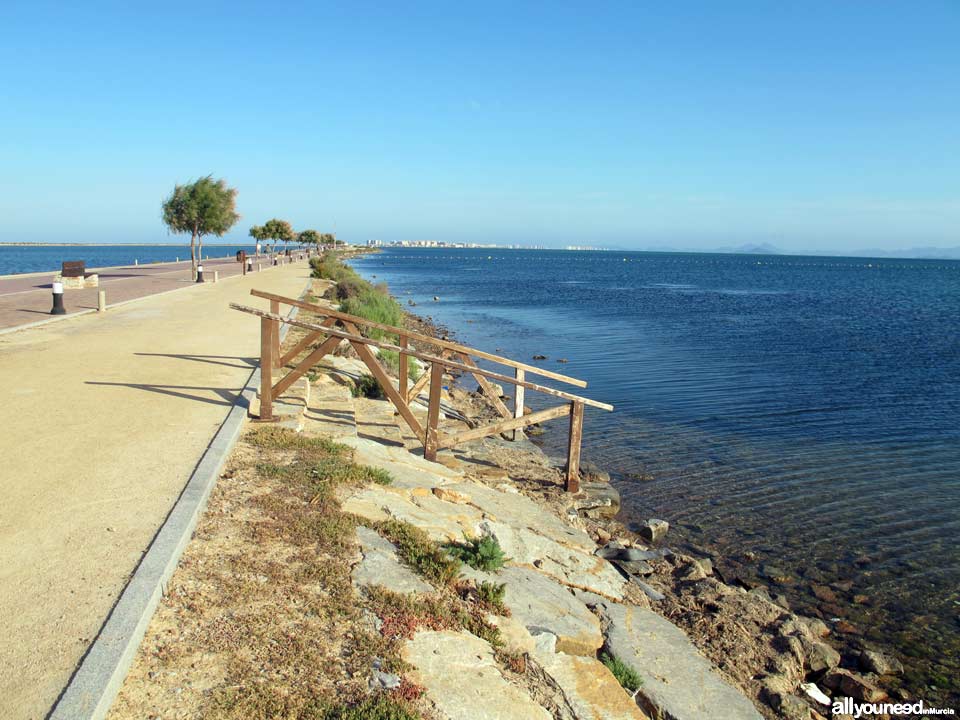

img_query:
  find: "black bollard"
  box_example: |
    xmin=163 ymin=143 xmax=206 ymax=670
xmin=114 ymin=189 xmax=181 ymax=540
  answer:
xmin=247 ymin=258 xmax=253 ymax=273
xmin=50 ymin=282 xmax=66 ymax=315
xmin=196 ymin=264 xmax=204 ymax=283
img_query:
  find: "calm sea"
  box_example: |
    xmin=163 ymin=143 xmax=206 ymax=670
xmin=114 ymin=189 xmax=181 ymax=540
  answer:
xmin=0 ymin=244 xmax=258 ymax=275
xmin=351 ymin=247 xmax=960 ymax=699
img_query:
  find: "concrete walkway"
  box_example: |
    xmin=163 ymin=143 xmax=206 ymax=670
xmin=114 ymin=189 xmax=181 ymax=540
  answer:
xmin=0 ymin=253 xmax=300 ymax=331
xmin=0 ymin=260 xmax=311 ymax=720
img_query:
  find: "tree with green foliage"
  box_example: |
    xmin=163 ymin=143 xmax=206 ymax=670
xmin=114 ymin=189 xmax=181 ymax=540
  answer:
xmin=261 ymin=218 xmax=295 ymax=251
xmin=161 ymin=176 xmax=239 ymax=279
xmin=297 ymin=229 xmax=321 ymax=247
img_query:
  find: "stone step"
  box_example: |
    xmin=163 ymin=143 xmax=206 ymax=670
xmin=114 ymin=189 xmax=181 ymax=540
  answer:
xmin=302 ymin=378 xmax=357 ymax=439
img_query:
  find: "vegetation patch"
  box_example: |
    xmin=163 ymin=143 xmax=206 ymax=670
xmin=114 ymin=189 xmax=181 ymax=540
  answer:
xmin=368 ymin=518 xmax=461 ymax=586
xmin=379 ymin=350 xmax=422 ymax=382
xmin=444 ymin=535 xmax=508 ymax=572
xmin=366 ymin=586 xmax=503 ymax=648
xmin=110 ymin=424 xmax=421 ymax=720
xmin=352 ymin=373 xmax=385 ymax=399
xmin=601 ymin=653 xmax=643 ymax=692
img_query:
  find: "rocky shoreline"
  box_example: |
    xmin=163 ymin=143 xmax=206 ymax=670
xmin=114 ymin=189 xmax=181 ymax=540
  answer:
xmin=400 ymin=300 xmax=917 ymax=720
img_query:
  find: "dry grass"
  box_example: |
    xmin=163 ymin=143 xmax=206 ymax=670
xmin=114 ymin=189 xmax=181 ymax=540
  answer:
xmin=108 ymin=426 xmax=428 ymax=720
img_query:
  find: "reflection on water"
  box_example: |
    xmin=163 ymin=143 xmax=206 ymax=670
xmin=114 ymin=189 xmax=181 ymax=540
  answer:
xmin=353 ymin=248 xmax=960 ymax=702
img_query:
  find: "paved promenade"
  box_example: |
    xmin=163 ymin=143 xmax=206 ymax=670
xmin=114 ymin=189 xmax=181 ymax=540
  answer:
xmin=0 ymin=260 xmax=310 ymax=719
xmin=0 ymin=253 xmax=296 ymax=332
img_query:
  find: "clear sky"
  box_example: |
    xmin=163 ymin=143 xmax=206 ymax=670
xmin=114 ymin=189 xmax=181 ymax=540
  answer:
xmin=0 ymin=1 xmax=957 ymax=252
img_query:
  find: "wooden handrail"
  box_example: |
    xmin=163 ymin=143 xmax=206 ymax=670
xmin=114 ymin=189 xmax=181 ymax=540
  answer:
xmin=249 ymin=289 xmax=588 ymax=388
xmin=230 ymin=303 xmax=614 ymax=411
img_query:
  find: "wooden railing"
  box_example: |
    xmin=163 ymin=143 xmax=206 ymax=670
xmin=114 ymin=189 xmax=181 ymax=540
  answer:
xmin=231 ymin=290 xmax=613 ymax=492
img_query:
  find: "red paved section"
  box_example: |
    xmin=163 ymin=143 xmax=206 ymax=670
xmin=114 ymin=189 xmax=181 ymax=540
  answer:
xmin=0 ymin=254 xmax=306 ymax=330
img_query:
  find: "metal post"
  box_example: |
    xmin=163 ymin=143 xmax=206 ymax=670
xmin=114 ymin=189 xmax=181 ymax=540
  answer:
xmin=213 ymin=270 xmax=219 ymax=283
xmin=50 ymin=282 xmax=66 ymax=315
xmin=196 ymin=264 xmax=204 ymax=283
xmin=97 ymin=291 xmax=106 ymax=312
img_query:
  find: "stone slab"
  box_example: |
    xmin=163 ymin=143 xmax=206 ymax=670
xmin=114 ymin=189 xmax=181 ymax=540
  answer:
xmin=533 ymin=650 xmax=649 ymax=720
xmin=480 ymin=519 xmax=626 ymax=599
xmin=600 ymin=602 xmax=764 ymax=720
xmin=462 ymin=566 xmax=602 ymax=656
xmin=352 ymin=526 xmax=432 ymax=594
xmin=402 ymin=630 xmax=552 ymax=720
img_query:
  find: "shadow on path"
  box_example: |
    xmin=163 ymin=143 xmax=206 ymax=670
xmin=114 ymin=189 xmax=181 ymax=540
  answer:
xmin=133 ymin=352 xmax=258 ymax=369
xmin=85 ymin=381 xmax=239 ymax=407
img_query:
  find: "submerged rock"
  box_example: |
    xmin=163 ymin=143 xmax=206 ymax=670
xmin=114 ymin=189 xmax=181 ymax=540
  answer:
xmin=822 ymin=669 xmax=887 ymax=702
xmin=573 ymin=481 xmax=621 ymax=518
xmin=638 ymin=518 xmax=669 ymax=543
xmin=859 ymin=649 xmax=904 ymax=676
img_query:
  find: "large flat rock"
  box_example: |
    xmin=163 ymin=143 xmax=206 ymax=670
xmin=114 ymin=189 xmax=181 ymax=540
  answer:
xmin=446 ymin=481 xmax=596 ymax=553
xmin=462 ymin=566 xmax=602 ymax=656
xmin=600 ymin=602 xmax=763 ymax=720
xmin=341 ymin=484 xmax=484 ymax=543
xmin=352 ymin=526 xmax=432 ymax=594
xmin=402 ymin=630 xmax=552 ymax=720
xmin=480 ymin=519 xmax=626 ymax=599
xmin=341 ymin=436 xmax=463 ymax=489
xmin=533 ymin=650 xmax=649 ymax=720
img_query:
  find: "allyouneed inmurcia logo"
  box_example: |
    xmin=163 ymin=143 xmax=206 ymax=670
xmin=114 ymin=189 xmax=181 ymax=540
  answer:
xmin=832 ymin=698 xmax=955 ymax=717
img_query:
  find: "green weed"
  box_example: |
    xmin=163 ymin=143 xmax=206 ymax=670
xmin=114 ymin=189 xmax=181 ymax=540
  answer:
xmin=601 ymin=653 xmax=643 ymax=691
xmin=445 ymin=535 xmax=508 ymax=572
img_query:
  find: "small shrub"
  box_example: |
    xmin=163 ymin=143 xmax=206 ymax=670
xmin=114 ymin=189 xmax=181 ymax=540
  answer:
xmin=352 ymin=373 xmax=384 ymax=399
xmin=335 ymin=277 xmax=365 ymax=300
xmin=341 ymin=290 xmax=403 ymax=340
xmin=445 ymin=535 xmax=507 ymax=572
xmin=601 ymin=653 xmax=643 ymax=691
xmin=476 ymin=580 xmax=507 ymax=608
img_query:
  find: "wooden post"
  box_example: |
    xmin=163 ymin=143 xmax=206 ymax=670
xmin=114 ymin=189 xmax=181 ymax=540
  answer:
xmin=565 ymin=400 xmax=584 ymax=492
xmin=398 ymin=336 xmax=409 ymax=402
xmin=260 ymin=316 xmax=274 ymax=421
xmin=270 ymin=299 xmax=281 ymax=367
xmin=512 ymin=367 xmax=525 ymax=440
xmin=424 ymin=361 xmax=444 ymax=462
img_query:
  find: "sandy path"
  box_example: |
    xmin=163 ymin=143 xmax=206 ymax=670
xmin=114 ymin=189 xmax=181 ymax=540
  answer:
xmin=0 ymin=262 xmax=310 ymax=719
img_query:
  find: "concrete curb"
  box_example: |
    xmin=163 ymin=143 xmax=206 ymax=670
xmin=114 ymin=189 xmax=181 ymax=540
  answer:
xmin=47 ymin=291 xmax=305 ymax=720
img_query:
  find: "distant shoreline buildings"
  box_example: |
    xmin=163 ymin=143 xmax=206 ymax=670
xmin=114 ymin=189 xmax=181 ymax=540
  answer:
xmin=365 ymin=239 xmax=596 ymax=250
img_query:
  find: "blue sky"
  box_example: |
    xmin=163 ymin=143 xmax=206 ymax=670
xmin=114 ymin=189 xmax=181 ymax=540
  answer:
xmin=0 ymin=1 xmax=957 ymax=251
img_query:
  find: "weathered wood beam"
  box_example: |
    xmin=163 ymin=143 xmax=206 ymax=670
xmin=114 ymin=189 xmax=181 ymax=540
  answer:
xmin=343 ymin=321 xmax=425 ymax=440
xmin=424 ymin=362 xmax=444 ymax=461
xmin=565 ymin=401 xmax=584 ymax=492
xmin=456 ymin=352 xmax=512 ymax=419
xmin=259 ymin=316 xmax=274 ymax=420
xmin=249 ymin=289 xmax=587 ymax=387
xmin=229 ymin=304 xmax=614 ymax=411
xmin=438 ymin=404 xmax=571 ymax=449
xmin=271 ymin=333 xmax=341 ymax=399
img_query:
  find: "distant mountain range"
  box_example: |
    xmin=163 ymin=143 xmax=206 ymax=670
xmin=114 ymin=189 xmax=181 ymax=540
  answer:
xmin=714 ymin=242 xmax=782 ymax=255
